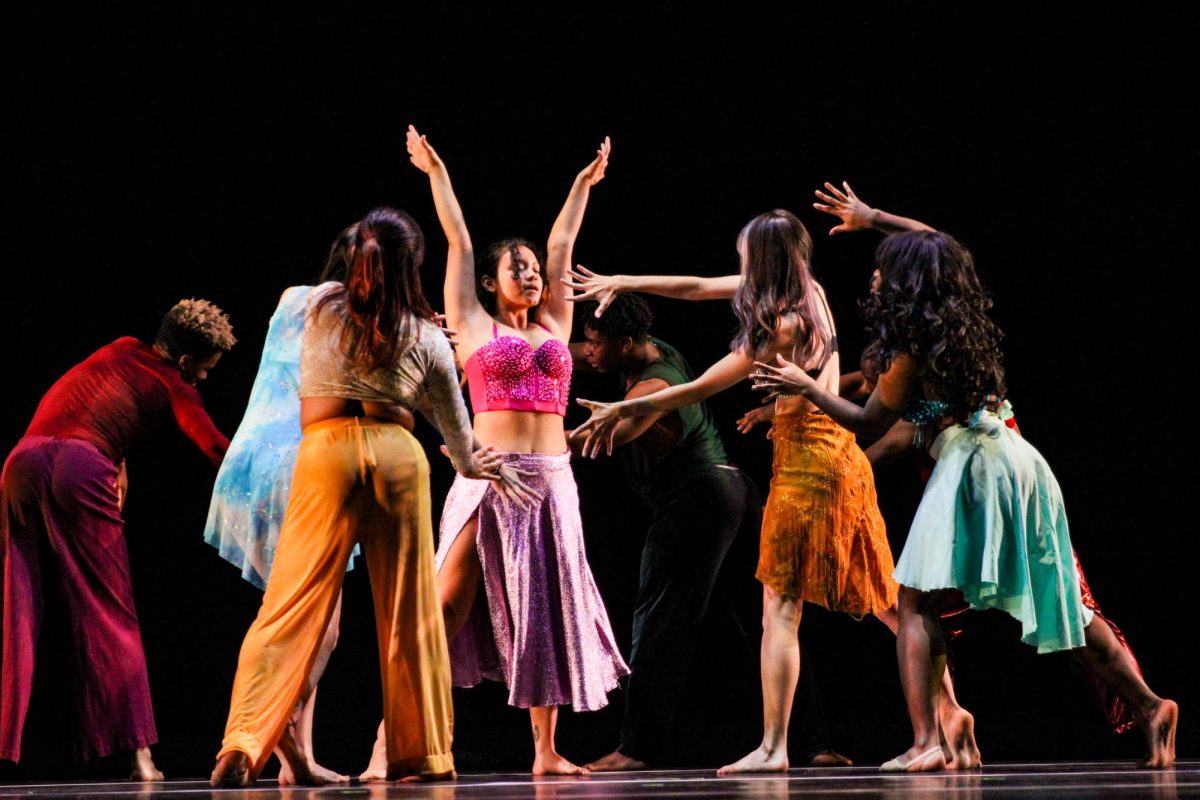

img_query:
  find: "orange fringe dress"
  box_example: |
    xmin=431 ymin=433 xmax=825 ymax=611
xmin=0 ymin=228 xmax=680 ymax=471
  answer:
xmin=756 ymin=397 xmax=897 ymax=615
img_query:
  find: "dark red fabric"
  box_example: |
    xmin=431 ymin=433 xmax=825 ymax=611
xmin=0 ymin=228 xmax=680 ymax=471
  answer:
xmin=1 ymin=438 xmax=157 ymax=761
xmin=25 ymin=337 xmax=227 ymax=466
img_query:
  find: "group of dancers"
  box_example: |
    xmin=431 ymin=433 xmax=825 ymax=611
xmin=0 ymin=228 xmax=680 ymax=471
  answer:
xmin=0 ymin=128 xmax=1178 ymax=785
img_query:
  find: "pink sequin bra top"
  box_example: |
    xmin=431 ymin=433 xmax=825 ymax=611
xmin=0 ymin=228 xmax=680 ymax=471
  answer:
xmin=464 ymin=322 xmax=572 ymax=415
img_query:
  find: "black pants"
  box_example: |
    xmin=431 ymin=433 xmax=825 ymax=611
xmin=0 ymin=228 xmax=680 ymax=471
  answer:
xmin=617 ymin=465 xmax=835 ymax=763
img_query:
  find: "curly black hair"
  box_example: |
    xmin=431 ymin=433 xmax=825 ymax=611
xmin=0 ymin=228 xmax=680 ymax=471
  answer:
xmin=860 ymin=231 xmax=1005 ymax=420
xmin=579 ymin=293 xmax=653 ymax=342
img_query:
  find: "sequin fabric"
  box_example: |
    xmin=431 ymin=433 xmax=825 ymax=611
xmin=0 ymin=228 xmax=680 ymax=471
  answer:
xmin=757 ymin=408 xmax=897 ymax=615
xmin=203 ymin=286 xmax=357 ymax=589
xmin=435 ymin=451 xmax=629 ymax=711
xmin=465 ymin=336 xmax=572 ymax=415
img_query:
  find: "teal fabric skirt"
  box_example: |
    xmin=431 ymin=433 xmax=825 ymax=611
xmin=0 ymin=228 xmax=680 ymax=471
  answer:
xmin=894 ymin=409 xmax=1093 ymax=653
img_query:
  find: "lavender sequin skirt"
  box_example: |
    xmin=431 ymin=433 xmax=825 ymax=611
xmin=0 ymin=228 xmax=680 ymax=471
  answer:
xmin=435 ymin=451 xmax=629 ymax=711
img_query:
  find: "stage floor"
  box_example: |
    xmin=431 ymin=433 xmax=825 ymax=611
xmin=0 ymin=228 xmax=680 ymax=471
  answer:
xmin=1 ymin=761 xmax=1196 ymax=799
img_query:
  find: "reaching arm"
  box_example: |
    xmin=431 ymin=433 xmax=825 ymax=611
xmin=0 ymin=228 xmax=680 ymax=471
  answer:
xmin=567 ymin=377 xmax=673 ymax=455
xmin=864 ymin=419 xmax=918 ymax=466
xmin=562 ymin=266 xmax=741 ymax=317
xmin=574 ymin=350 xmax=755 ymax=457
xmin=840 ymin=370 xmax=875 ymax=400
xmin=542 ymin=137 xmax=611 ymax=334
xmin=407 ymin=125 xmax=489 ymax=338
xmin=750 ymin=352 xmax=917 ymax=440
xmin=813 ymin=181 xmax=935 ymax=236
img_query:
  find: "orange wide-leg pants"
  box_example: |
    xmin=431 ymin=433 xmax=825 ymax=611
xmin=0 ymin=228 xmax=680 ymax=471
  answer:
xmin=218 ymin=417 xmax=453 ymax=778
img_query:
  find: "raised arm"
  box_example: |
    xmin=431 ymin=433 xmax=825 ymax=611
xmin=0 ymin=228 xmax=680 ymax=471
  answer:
xmin=750 ymin=351 xmax=918 ymax=440
xmin=542 ymin=137 xmax=611 ymax=335
xmin=813 ymin=181 xmax=935 ymax=236
xmin=406 ymin=125 xmax=489 ymax=339
xmin=563 ymin=266 xmax=741 ymax=317
xmin=574 ymin=349 xmax=755 ymax=457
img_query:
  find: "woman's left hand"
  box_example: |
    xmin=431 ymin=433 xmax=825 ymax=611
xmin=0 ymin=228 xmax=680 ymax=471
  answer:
xmin=577 ymin=136 xmax=611 ymax=187
xmin=750 ymin=354 xmax=815 ymax=400
xmin=573 ymin=398 xmax=622 ymax=458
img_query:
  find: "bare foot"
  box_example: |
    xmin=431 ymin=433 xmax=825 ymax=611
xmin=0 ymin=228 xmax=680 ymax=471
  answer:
xmin=533 ymin=752 xmax=589 ymax=776
xmin=279 ymin=760 xmax=349 ymax=786
xmin=585 ymin=750 xmax=647 ymax=772
xmin=130 ymin=747 xmax=163 ymax=781
xmin=880 ymin=745 xmax=945 ymax=773
xmin=717 ymin=744 xmax=788 ymax=776
xmin=1139 ymin=699 xmax=1178 ymax=768
xmin=807 ymin=750 xmax=853 ymax=767
xmin=940 ymin=707 xmax=982 ymax=769
xmin=211 ymin=750 xmax=253 ymax=787
xmin=359 ymin=721 xmax=388 ymax=781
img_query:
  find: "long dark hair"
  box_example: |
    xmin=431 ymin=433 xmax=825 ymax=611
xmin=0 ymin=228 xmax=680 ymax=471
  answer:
xmin=861 ymin=230 xmax=1005 ymax=419
xmin=732 ymin=210 xmax=830 ymax=364
xmin=314 ymin=222 xmax=358 ymax=284
xmin=476 ymin=237 xmax=547 ymax=316
xmin=312 ymin=207 xmax=434 ymax=373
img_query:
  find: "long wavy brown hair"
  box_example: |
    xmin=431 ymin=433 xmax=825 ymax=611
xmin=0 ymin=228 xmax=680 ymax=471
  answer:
xmin=732 ymin=209 xmax=831 ymax=365
xmin=861 ymin=231 xmax=1005 ymax=419
xmin=313 ymin=207 xmax=434 ymax=373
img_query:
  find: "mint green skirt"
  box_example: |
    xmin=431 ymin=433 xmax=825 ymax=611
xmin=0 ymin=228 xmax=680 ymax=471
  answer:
xmin=894 ymin=409 xmax=1093 ymax=653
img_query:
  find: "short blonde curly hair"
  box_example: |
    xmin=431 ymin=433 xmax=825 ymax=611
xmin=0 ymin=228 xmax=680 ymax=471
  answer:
xmin=155 ymin=298 xmax=236 ymax=358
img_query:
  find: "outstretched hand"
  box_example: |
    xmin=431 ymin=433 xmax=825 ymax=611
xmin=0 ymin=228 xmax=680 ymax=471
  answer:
xmin=406 ymin=125 xmax=444 ymax=174
xmin=750 ymin=354 xmax=815 ymax=401
xmin=736 ymin=402 xmax=775 ymax=438
xmin=573 ymin=398 xmax=621 ymax=458
xmin=813 ymin=181 xmax=875 ymax=236
xmin=561 ymin=265 xmax=623 ymax=316
xmin=577 ymin=136 xmax=612 ymax=187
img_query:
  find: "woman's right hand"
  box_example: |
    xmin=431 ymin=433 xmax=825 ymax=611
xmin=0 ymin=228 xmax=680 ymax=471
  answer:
xmin=562 ymin=265 xmax=625 ymax=317
xmin=406 ymin=124 xmax=445 ymax=175
xmin=813 ymin=181 xmax=876 ymax=236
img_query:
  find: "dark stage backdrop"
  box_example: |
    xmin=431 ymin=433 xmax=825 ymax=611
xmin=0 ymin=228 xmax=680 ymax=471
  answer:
xmin=3 ymin=5 xmax=1195 ymax=780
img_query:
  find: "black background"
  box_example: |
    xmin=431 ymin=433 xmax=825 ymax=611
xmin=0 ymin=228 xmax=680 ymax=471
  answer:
xmin=3 ymin=4 xmax=1196 ymax=780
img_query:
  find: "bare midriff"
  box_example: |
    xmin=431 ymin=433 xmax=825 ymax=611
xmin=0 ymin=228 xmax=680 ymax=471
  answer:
xmin=300 ymin=397 xmax=416 ymax=431
xmin=473 ymin=409 xmax=568 ymax=454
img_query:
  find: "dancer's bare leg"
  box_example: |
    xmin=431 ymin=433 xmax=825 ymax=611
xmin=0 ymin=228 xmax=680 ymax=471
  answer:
xmin=130 ymin=746 xmax=163 ymax=781
xmin=718 ymin=586 xmax=802 ymax=776
xmin=275 ymin=593 xmax=349 ymax=785
xmin=1073 ymin=617 xmax=1177 ymax=768
xmin=884 ymin=586 xmax=949 ymax=772
xmin=210 ymin=750 xmax=252 ymax=787
xmin=358 ymin=720 xmax=389 ymax=781
xmin=530 ymin=706 xmax=588 ymax=775
xmin=438 ymin=515 xmax=484 ymax=641
xmin=586 ymin=751 xmax=647 ymax=771
xmin=875 ymin=602 xmax=978 ymax=769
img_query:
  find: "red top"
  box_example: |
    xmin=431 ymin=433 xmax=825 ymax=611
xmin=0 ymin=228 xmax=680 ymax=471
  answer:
xmin=24 ymin=337 xmax=228 ymax=466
